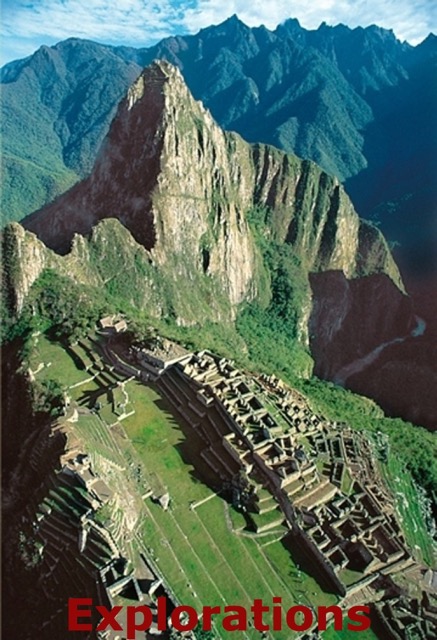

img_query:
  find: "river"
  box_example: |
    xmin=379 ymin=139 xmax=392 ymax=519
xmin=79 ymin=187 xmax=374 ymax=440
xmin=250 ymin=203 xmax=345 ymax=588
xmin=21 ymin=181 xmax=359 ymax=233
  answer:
xmin=333 ymin=315 xmax=427 ymax=386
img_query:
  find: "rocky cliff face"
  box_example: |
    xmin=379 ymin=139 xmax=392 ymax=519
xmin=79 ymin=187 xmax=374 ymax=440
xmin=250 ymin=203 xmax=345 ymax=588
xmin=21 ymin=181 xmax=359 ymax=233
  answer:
xmin=3 ymin=60 xmax=412 ymax=377
xmin=19 ymin=61 xmax=402 ymax=306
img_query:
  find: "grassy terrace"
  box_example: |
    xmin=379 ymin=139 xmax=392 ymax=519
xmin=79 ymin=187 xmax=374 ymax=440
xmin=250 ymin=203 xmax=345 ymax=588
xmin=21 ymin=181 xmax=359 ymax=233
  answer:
xmin=248 ymin=507 xmax=284 ymax=531
xmin=29 ymin=334 xmax=92 ymax=388
xmin=24 ymin=334 xmax=400 ymax=639
xmin=121 ymin=382 xmax=342 ymax=640
xmin=322 ymin=627 xmax=378 ymax=640
xmin=27 ymin=334 xmax=113 ymax=404
xmin=381 ymin=453 xmax=436 ymax=567
xmin=73 ymin=413 xmax=124 ymax=466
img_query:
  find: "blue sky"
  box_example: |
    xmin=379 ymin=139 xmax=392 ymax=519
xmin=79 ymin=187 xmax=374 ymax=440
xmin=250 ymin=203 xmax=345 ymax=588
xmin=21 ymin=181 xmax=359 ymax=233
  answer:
xmin=1 ymin=0 xmax=436 ymax=66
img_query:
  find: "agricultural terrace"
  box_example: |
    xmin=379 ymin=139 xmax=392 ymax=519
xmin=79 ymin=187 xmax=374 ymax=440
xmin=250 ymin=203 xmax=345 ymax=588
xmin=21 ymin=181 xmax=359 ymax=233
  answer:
xmin=25 ymin=332 xmax=392 ymax=639
xmin=122 ymin=382 xmax=380 ymax=640
xmin=381 ymin=453 xmax=436 ymax=567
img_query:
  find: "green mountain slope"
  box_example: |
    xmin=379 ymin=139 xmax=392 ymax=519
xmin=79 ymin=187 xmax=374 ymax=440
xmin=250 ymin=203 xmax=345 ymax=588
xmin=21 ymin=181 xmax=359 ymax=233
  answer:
xmin=1 ymin=19 xmax=435 ymax=274
xmin=2 ymin=62 xmax=418 ymax=420
xmin=1 ymin=40 xmax=141 ymax=222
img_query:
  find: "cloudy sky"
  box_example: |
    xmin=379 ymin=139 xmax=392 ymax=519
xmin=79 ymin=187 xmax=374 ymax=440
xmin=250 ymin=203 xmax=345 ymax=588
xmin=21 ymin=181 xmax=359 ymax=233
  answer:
xmin=1 ymin=0 xmax=436 ymax=66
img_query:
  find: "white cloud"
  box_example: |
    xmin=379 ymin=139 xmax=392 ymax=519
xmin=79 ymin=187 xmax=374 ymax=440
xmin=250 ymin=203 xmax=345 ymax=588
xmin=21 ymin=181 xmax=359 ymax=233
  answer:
xmin=2 ymin=0 xmax=181 ymax=43
xmin=1 ymin=0 xmax=436 ymax=66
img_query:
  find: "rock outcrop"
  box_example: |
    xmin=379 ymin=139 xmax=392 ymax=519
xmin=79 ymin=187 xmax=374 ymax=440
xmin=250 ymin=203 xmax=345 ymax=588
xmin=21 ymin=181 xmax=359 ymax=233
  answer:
xmin=18 ymin=61 xmax=402 ymax=306
xmin=309 ymin=270 xmax=414 ymax=379
xmin=4 ymin=60 xmax=412 ymax=376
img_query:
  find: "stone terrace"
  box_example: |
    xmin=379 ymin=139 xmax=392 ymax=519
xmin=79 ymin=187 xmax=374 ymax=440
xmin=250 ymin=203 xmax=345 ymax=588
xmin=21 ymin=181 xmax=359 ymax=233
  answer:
xmin=150 ymin=350 xmax=416 ymax=597
xmin=101 ymin=337 xmax=432 ymax=637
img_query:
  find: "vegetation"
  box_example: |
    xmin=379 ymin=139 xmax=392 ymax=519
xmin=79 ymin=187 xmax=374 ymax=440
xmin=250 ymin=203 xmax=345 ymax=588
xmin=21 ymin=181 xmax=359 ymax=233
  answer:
xmin=6 ymin=268 xmax=110 ymax=342
xmin=236 ymin=205 xmax=314 ymax=379
xmin=1 ymin=41 xmax=140 ymax=221
xmin=31 ymin=377 xmax=64 ymax=416
xmin=322 ymin=626 xmax=378 ymax=640
xmin=381 ymin=451 xmax=436 ymax=566
xmin=2 ymin=26 xmax=436 ymax=640
xmin=194 ymin=628 xmax=215 ymax=640
xmin=122 ymin=383 xmax=337 ymax=640
xmin=7 ymin=256 xmax=434 ymax=522
xmin=28 ymin=335 xmax=87 ymax=386
xmin=2 ymin=154 xmax=78 ymax=224
xmin=295 ymin=377 xmax=437 ymax=506
xmin=2 ymin=22 xmax=435 ymax=276
xmin=6 ymin=289 xmax=434 ymax=639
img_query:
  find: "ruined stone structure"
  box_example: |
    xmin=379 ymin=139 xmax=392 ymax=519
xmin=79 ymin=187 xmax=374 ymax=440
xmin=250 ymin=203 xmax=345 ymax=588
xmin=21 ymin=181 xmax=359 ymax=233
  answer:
xmin=372 ymin=589 xmax=437 ymax=639
xmin=6 ymin=324 xmax=433 ymax=640
xmin=154 ymin=350 xmax=414 ymax=597
xmin=83 ymin=331 xmax=435 ymax=640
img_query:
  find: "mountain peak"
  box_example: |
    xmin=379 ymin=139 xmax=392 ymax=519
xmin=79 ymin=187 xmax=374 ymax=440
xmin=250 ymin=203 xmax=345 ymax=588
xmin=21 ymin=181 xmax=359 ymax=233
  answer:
xmin=22 ymin=58 xmax=195 ymax=253
xmin=144 ymin=58 xmax=179 ymax=76
xmin=282 ymin=17 xmax=302 ymax=28
xmin=20 ymin=57 xmax=401 ymax=316
xmin=275 ymin=17 xmax=303 ymax=36
xmin=204 ymin=14 xmax=252 ymax=40
xmin=126 ymin=59 xmax=182 ymax=110
xmin=221 ymin=14 xmax=245 ymax=28
xmin=416 ymin=32 xmax=437 ymax=52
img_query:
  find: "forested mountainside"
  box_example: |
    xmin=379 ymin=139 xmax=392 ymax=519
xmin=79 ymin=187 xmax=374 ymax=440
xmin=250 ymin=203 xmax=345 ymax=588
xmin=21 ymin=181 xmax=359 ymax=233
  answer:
xmin=3 ymin=61 xmax=435 ymax=428
xmin=2 ymin=16 xmax=436 ymax=274
xmin=3 ymin=61 xmax=406 ymax=365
